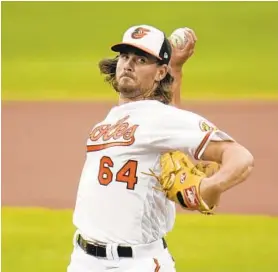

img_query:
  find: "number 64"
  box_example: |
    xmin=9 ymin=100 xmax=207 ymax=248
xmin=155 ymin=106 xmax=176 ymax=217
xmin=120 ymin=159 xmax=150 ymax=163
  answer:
xmin=98 ymin=156 xmax=138 ymax=190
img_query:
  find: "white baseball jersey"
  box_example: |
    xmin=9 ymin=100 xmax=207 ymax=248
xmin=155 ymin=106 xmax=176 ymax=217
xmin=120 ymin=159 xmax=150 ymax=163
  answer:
xmin=73 ymin=100 xmax=233 ymax=245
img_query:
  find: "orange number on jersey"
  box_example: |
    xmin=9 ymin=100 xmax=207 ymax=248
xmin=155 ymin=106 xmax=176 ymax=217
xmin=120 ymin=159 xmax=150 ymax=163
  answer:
xmin=98 ymin=156 xmax=114 ymax=186
xmin=116 ymin=160 xmax=138 ymax=190
xmin=98 ymin=157 xmax=138 ymax=190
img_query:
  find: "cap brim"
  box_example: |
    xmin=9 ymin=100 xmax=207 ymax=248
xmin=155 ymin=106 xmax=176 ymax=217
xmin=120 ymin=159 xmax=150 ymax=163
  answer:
xmin=111 ymin=43 xmax=162 ymax=60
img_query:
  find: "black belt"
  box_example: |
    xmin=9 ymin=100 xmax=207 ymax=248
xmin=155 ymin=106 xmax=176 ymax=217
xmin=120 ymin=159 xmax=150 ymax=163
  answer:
xmin=77 ymin=234 xmax=167 ymax=258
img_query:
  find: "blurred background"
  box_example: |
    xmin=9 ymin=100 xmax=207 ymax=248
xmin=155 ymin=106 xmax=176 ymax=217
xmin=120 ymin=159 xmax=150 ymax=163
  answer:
xmin=2 ymin=1 xmax=278 ymax=100
xmin=2 ymin=1 xmax=278 ymax=272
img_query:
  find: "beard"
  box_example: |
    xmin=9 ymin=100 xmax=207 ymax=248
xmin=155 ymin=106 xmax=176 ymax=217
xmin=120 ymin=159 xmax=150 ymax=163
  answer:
xmin=114 ymin=77 xmax=143 ymax=98
xmin=113 ymin=74 xmax=158 ymax=100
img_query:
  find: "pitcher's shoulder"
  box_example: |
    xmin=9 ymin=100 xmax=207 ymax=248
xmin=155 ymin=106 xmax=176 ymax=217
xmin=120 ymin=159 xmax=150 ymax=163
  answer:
xmin=154 ymin=103 xmax=200 ymax=120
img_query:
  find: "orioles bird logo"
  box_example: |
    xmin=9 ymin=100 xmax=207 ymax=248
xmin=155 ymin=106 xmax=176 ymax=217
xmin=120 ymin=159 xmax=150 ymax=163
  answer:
xmin=131 ymin=27 xmax=150 ymax=39
xmin=199 ymin=120 xmax=217 ymax=132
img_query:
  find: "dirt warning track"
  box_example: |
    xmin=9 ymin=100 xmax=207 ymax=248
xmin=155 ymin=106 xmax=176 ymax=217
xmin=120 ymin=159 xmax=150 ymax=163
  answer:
xmin=2 ymin=101 xmax=277 ymax=215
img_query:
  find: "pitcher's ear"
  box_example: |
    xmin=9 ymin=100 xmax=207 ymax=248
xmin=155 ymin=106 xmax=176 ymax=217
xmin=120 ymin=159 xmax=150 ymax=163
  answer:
xmin=155 ymin=64 xmax=168 ymax=81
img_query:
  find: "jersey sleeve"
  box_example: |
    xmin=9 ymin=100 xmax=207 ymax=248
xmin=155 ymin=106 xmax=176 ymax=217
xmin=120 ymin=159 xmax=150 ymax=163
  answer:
xmin=149 ymin=108 xmax=234 ymax=160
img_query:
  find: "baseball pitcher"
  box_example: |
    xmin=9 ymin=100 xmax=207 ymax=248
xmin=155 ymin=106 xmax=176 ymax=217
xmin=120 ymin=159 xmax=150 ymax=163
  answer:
xmin=67 ymin=25 xmax=254 ymax=271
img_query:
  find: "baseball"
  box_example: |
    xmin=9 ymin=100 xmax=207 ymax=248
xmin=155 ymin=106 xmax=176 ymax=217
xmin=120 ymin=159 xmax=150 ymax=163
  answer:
xmin=169 ymin=27 xmax=192 ymax=49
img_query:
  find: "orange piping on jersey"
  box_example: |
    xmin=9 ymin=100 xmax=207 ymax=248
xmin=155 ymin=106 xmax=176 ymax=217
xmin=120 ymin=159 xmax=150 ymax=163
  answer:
xmin=87 ymin=137 xmax=135 ymax=152
xmin=194 ymin=131 xmax=213 ymax=160
xmin=153 ymin=258 xmax=161 ymax=272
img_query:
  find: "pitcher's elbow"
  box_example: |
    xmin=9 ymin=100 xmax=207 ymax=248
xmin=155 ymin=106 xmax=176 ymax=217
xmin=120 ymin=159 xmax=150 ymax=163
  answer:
xmin=242 ymin=148 xmax=255 ymax=178
xmin=245 ymin=149 xmax=254 ymax=168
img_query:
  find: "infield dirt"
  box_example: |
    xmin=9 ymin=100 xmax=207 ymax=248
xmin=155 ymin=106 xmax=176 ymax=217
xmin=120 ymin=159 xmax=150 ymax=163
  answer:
xmin=2 ymin=101 xmax=277 ymax=215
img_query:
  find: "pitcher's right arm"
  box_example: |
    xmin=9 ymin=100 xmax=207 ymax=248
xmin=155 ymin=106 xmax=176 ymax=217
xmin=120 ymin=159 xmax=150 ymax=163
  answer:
xmin=169 ymin=28 xmax=197 ymax=108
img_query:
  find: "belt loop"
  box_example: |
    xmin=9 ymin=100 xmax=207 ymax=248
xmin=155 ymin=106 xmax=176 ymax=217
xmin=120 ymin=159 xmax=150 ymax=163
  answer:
xmin=106 ymin=244 xmax=113 ymax=260
xmin=162 ymin=238 xmax=167 ymax=249
xmin=111 ymin=243 xmax=120 ymax=261
xmin=73 ymin=231 xmax=79 ymax=247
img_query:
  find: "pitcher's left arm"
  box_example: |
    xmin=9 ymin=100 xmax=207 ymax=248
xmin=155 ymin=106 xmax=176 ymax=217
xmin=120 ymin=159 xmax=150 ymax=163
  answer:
xmin=199 ymin=141 xmax=254 ymax=207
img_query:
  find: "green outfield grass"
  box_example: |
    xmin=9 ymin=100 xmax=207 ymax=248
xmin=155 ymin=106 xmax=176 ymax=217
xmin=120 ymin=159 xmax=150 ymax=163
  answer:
xmin=1 ymin=1 xmax=278 ymax=101
xmin=2 ymin=207 xmax=278 ymax=272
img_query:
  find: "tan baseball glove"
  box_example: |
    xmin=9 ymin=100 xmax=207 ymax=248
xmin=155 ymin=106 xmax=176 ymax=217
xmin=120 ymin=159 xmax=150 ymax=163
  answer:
xmin=145 ymin=151 xmax=220 ymax=214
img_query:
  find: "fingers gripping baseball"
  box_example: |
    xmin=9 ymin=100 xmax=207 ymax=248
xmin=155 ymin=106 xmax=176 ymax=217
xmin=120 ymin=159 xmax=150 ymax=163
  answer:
xmin=169 ymin=27 xmax=197 ymax=68
xmin=184 ymin=29 xmax=197 ymax=57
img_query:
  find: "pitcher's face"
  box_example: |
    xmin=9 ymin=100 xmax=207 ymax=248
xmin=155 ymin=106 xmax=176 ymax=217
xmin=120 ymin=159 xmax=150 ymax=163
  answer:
xmin=115 ymin=48 xmax=167 ymax=98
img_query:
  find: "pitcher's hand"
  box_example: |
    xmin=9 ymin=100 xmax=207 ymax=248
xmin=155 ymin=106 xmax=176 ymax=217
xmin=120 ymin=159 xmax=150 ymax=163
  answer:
xmin=169 ymin=28 xmax=197 ymax=71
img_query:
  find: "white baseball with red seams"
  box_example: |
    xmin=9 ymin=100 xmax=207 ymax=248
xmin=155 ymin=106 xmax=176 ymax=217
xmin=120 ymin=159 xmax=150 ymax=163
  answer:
xmin=169 ymin=27 xmax=192 ymax=49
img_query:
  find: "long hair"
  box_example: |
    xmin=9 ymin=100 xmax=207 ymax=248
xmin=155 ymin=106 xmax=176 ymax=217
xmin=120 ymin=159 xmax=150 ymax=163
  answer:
xmin=98 ymin=57 xmax=174 ymax=104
